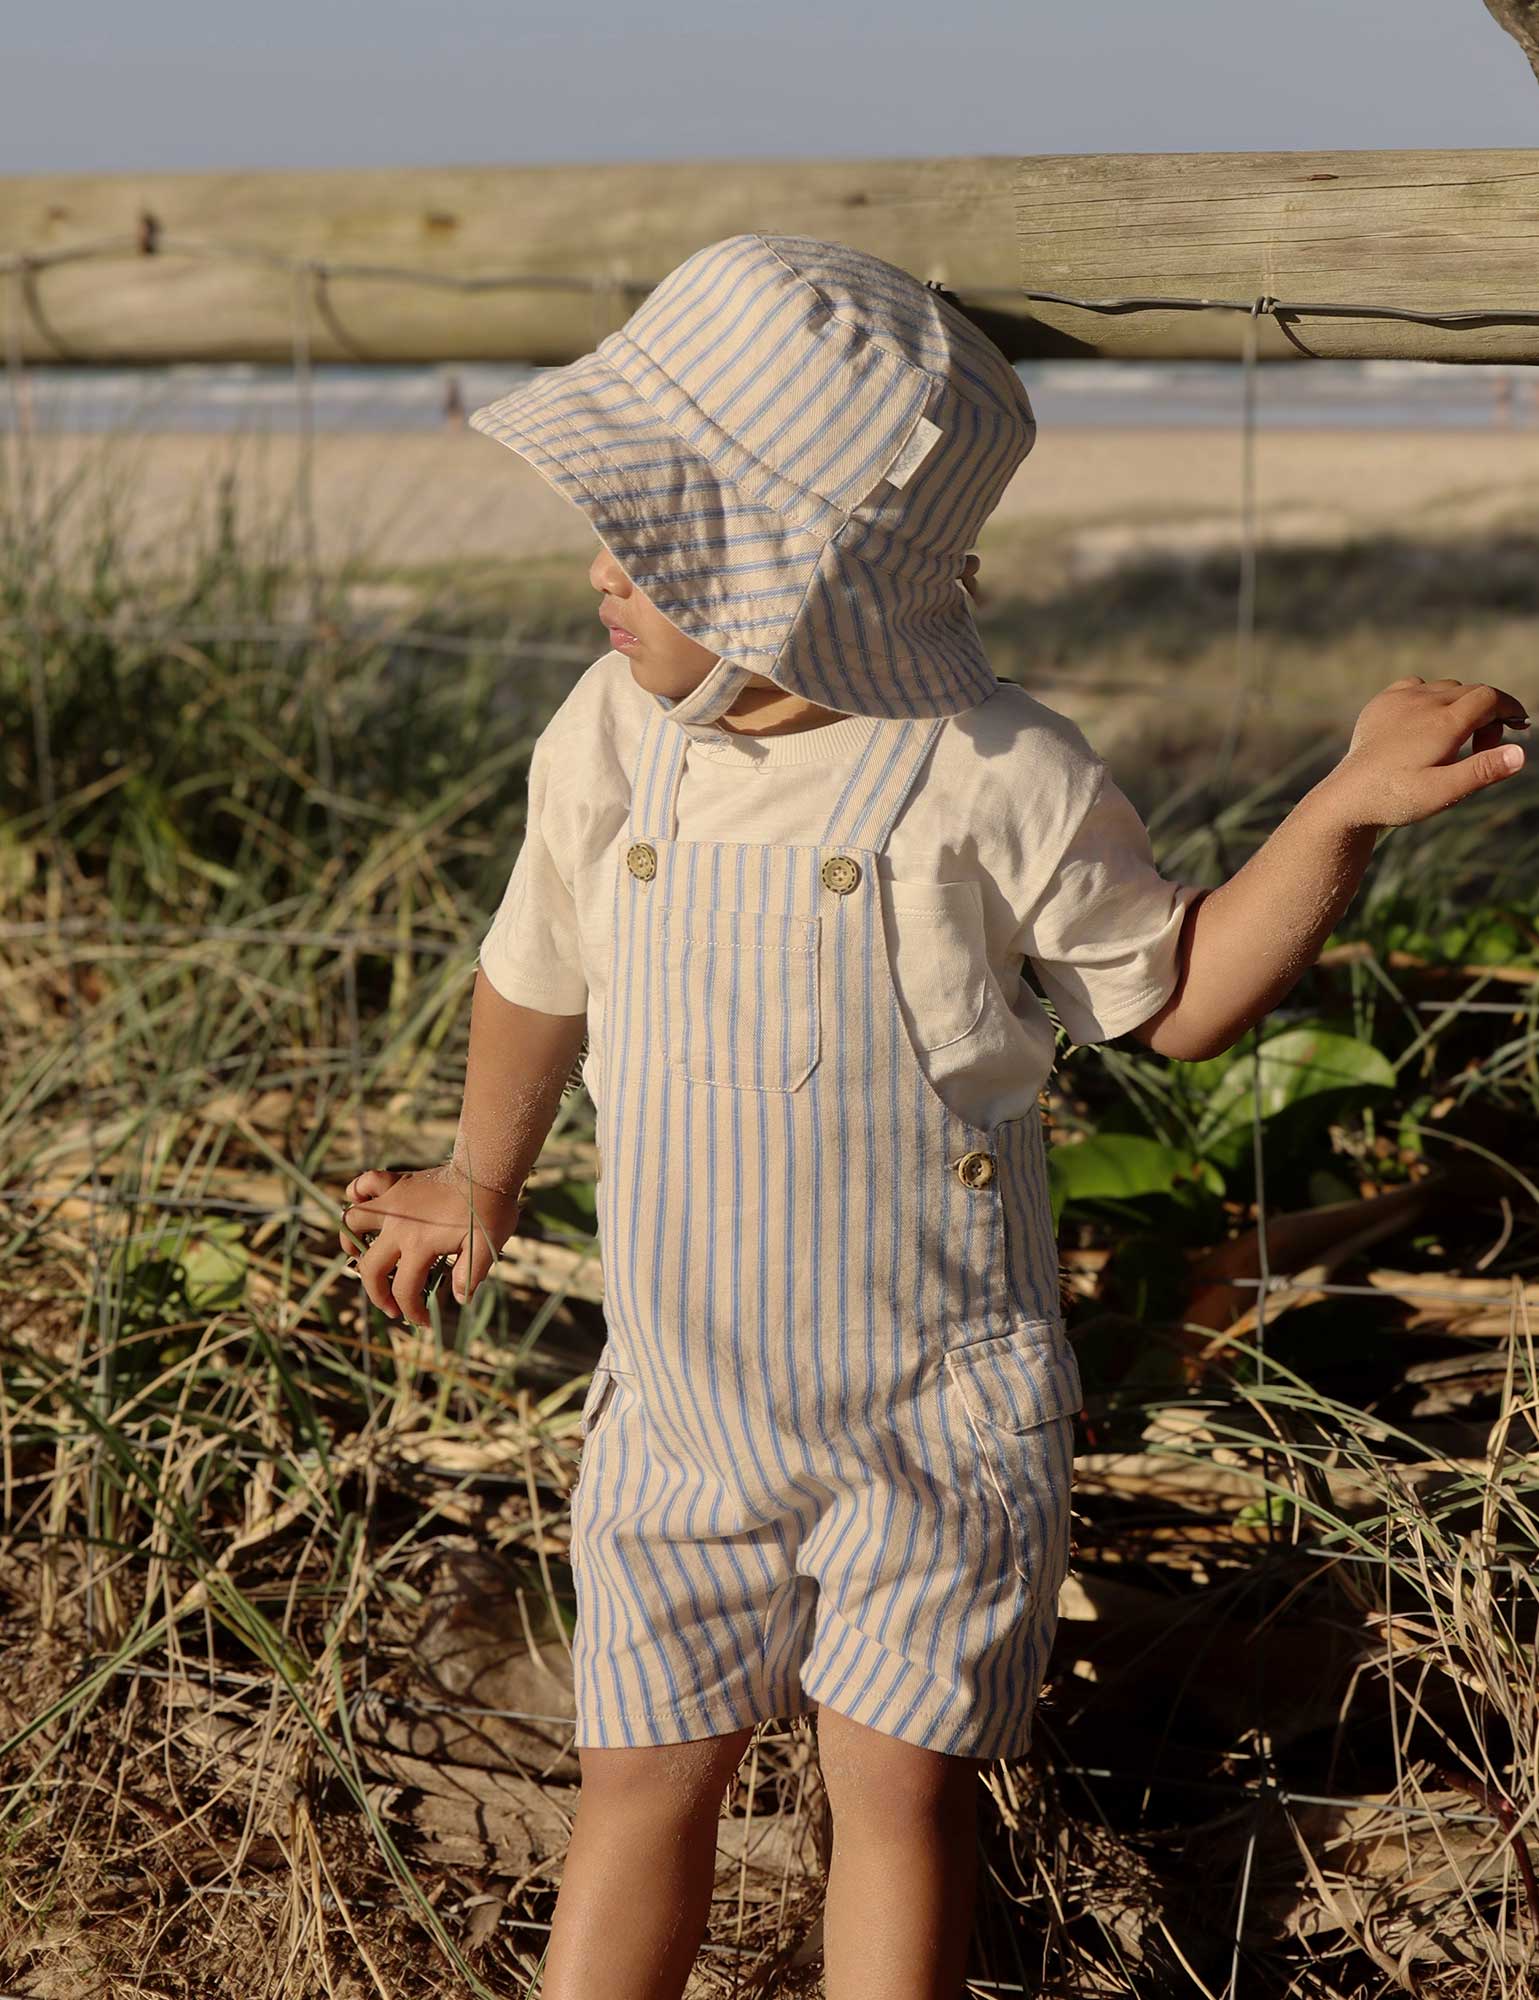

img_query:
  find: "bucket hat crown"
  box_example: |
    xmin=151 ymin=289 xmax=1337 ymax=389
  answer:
xmin=469 ymin=232 xmax=1036 ymax=729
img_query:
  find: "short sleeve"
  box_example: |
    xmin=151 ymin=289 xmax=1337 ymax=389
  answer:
xmin=1017 ymin=768 xmax=1203 ymax=1045
xmin=476 ymin=729 xmax=590 ymax=1015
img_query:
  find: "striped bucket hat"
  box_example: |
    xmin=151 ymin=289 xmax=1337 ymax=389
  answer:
xmin=467 ymin=233 xmax=1036 ymax=730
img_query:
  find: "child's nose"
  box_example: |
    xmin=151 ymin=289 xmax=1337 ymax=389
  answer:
xmin=589 ymin=547 xmax=630 ymax=593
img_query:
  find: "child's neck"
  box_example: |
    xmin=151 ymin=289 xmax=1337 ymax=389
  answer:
xmin=716 ymin=681 xmax=847 ymax=738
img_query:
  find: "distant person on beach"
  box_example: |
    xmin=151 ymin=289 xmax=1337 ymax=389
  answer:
xmin=337 ymin=236 xmax=1529 ymax=1998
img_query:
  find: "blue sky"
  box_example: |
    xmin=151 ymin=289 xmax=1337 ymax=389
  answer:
xmin=4 ymin=0 xmax=1535 ymax=173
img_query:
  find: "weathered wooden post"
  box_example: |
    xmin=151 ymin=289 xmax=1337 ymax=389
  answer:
xmin=2 ymin=152 xmax=1538 ymax=367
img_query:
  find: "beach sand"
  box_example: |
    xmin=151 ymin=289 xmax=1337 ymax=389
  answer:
xmin=8 ymin=425 xmax=1539 ymax=578
xmin=9 ymin=422 xmax=1537 ymax=779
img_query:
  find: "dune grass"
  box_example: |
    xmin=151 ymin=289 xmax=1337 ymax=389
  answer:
xmin=3 ymin=443 xmax=1539 ymax=1995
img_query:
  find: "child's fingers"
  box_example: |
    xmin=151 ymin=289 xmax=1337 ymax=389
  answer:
xmin=355 ymin=1234 xmax=404 ymax=1321
xmin=390 ymin=1248 xmax=440 ymax=1329
xmin=340 ymin=1188 xmax=426 ymax=1257
xmin=339 ymin=1197 xmax=386 ymax=1258
xmin=338 ymin=1170 xmax=405 ymax=1255
xmin=1448 ymin=681 xmax=1529 ymax=730
xmin=453 ymin=1221 xmax=500 ymax=1303
xmin=1422 ymin=739 xmax=1525 ymax=815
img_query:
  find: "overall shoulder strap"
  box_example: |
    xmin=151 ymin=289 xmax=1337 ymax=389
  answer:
xmin=819 ymin=717 xmax=944 ymax=853
xmin=627 ymin=704 xmax=689 ymax=840
xmin=629 ymin=656 xmax=759 ymax=840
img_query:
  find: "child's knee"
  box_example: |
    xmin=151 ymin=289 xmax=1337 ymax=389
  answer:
xmin=576 ymin=1729 xmax=755 ymax=1825
xmin=815 ymin=1709 xmax=984 ymax=1829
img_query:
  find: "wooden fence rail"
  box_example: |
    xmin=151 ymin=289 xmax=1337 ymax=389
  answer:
xmin=2 ymin=150 xmax=1538 ymax=366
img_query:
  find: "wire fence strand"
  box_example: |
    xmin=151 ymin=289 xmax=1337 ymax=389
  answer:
xmin=7 ymin=223 xmax=1539 ymax=342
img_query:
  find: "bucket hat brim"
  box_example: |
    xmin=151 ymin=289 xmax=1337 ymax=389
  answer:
xmin=468 ymin=331 xmax=1003 ymax=720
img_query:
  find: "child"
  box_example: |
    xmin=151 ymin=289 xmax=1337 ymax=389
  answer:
xmin=339 ymin=235 xmax=1527 ymax=1998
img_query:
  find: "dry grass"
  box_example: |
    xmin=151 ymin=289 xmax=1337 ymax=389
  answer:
xmin=3 ymin=425 xmax=1539 ymax=1994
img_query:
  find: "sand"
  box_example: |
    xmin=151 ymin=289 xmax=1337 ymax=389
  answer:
xmin=7 ymin=425 xmax=1539 ymax=579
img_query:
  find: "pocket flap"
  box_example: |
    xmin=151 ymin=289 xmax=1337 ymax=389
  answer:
xmin=943 ymin=1323 xmax=1084 ymax=1433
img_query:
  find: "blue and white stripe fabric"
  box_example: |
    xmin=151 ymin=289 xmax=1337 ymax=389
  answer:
xmin=570 ymin=706 xmax=1084 ymax=1758
xmin=468 ymin=233 xmax=1037 ymax=722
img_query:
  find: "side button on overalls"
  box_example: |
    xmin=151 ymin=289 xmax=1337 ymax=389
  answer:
xmin=571 ymin=705 xmax=1084 ymax=1758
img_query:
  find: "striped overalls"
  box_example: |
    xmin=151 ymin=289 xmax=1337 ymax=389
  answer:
xmin=571 ymin=703 xmax=1084 ymax=1758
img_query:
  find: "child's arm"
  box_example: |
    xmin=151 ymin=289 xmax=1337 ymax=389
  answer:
xmin=1132 ymin=676 xmax=1529 ymax=1062
xmin=339 ymin=971 xmax=587 ymax=1328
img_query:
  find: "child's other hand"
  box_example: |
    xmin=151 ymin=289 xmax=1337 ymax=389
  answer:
xmin=338 ymin=1165 xmax=523 ymax=1327
xmin=1325 ymin=676 xmax=1529 ymax=829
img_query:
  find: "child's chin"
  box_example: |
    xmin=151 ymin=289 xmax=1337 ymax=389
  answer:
xmin=625 ymin=657 xmax=692 ymax=698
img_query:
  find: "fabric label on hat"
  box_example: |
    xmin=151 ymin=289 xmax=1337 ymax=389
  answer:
xmin=881 ymin=414 xmax=943 ymax=491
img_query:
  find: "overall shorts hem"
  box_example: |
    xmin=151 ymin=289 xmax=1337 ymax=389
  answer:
xmin=798 ymin=1597 xmax=1050 ymax=1763
xmin=571 ymin=1681 xmax=816 ymax=1750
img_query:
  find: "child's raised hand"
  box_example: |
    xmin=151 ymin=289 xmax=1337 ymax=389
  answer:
xmin=1326 ymin=676 xmax=1529 ymax=829
xmin=338 ymin=1164 xmax=523 ymax=1327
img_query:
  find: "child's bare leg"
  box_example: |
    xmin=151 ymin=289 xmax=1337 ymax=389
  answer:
xmin=815 ymin=1705 xmax=983 ymax=1999
xmin=540 ymin=1727 xmax=755 ymax=1999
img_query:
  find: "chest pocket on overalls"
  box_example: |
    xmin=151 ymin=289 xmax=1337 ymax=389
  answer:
xmin=661 ymin=905 xmax=822 ymax=1091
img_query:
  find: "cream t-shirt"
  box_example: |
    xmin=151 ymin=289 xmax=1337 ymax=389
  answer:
xmin=477 ymin=652 xmax=1202 ymax=1128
